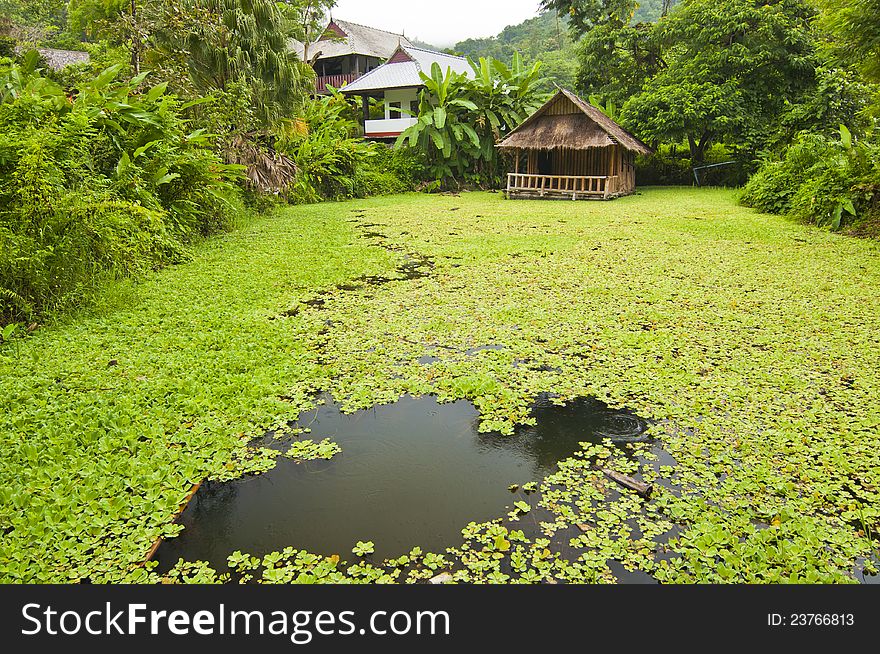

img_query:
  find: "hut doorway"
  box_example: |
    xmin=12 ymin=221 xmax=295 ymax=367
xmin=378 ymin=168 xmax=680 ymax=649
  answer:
xmin=537 ymin=151 xmax=553 ymax=176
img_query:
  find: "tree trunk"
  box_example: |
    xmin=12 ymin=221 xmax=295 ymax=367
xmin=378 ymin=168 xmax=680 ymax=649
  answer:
xmin=130 ymin=0 xmax=140 ymax=76
xmin=687 ymin=131 xmax=713 ymax=165
xmin=687 ymin=134 xmax=699 ymax=162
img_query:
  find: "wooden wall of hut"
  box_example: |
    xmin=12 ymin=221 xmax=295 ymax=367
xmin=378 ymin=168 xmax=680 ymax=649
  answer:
xmin=509 ymin=144 xmax=638 ymax=197
xmin=518 ymin=146 xmax=633 ymax=179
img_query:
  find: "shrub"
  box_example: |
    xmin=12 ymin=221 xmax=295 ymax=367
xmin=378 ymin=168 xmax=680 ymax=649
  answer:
xmin=741 ymin=128 xmax=880 ymax=230
xmin=739 ymin=134 xmax=832 ymax=213
xmin=280 ymin=91 xmax=414 ymax=204
xmin=352 ymin=147 xmax=421 ymax=198
xmin=0 ymin=53 xmax=242 ymax=324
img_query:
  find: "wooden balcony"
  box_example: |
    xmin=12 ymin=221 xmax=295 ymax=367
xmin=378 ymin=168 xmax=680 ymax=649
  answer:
xmin=315 ymin=73 xmax=359 ymax=94
xmin=506 ymin=173 xmax=621 ymax=200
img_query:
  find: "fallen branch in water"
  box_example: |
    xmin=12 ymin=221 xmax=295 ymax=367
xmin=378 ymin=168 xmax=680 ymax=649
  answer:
xmin=602 ymin=469 xmax=653 ymax=499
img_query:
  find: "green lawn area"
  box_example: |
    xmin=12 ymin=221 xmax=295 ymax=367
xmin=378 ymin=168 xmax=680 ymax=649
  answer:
xmin=2 ymin=188 xmax=879 ymax=583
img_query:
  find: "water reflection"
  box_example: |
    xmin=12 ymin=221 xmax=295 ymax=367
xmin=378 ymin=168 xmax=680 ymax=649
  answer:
xmin=155 ymin=394 xmax=649 ymax=570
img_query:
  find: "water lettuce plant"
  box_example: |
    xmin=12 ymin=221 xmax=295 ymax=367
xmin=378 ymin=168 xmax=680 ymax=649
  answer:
xmin=1 ymin=188 xmax=878 ymax=584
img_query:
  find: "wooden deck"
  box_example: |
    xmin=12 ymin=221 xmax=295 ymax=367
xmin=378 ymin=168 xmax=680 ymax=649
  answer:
xmin=316 ymin=73 xmax=359 ymax=94
xmin=506 ymin=173 xmax=623 ymax=200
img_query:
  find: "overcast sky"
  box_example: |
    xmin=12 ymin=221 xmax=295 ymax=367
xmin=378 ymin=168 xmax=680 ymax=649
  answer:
xmin=331 ymin=1 xmax=544 ymax=47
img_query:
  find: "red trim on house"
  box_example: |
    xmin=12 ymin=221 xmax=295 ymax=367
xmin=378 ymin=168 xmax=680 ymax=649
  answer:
xmin=321 ymin=20 xmax=348 ymax=40
xmin=365 ymin=131 xmax=404 ymax=138
xmin=316 ymin=73 xmax=359 ymax=94
xmin=387 ymin=48 xmax=414 ymax=64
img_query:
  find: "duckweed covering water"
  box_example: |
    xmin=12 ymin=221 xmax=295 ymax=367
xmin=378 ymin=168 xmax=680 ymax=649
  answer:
xmin=1 ymin=189 xmax=879 ymax=583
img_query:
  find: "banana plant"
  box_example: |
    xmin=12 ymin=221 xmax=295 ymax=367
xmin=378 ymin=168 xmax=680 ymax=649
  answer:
xmin=465 ymin=53 xmax=547 ymax=176
xmin=589 ymin=95 xmax=619 ymax=121
xmin=0 ymin=51 xmax=67 ymax=112
xmin=829 ymin=124 xmax=859 ymax=229
xmin=396 ymin=55 xmax=548 ymax=187
xmin=396 ymin=63 xmax=480 ymax=182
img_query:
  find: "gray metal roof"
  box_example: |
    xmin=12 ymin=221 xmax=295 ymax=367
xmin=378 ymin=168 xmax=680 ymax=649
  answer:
xmin=25 ymin=48 xmax=90 ymax=70
xmin=341 ymin=46 xmax=473 ymax=94
xmin=291 ymin=19 xmax=412 ymax=61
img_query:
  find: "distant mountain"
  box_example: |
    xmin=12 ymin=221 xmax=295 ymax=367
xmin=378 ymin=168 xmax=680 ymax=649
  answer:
xmin=410 ymin=39 xmax=441 ymax=51
xmin=451 ymin=12 xmax=577 ymax=89
xmin=451 ymin=4 xmax=678 ymax=90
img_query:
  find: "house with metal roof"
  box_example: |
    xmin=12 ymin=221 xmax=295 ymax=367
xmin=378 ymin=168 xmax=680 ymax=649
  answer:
xmin=16 ymin=48 xmax=90 ymax=70
xmin=497 ymin=88 xmax=652 ymax=200
xmin=341 ymin=45 xmax=473 ymax=140
xmin=291 ymin=19 xmax=412 ymax=94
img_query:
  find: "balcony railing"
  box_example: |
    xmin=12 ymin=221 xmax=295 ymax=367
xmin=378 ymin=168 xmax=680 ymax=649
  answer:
xmin=507 ymin=173 xmax=619 ymax=198
xmin=364 ymin=117 xmax=418 ymax=138
xmin=315 ymin=73 xmax=359 ymax=94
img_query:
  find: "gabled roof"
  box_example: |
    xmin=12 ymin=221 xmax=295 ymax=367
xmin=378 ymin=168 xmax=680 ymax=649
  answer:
xmin=497 ymin=88 xmax=652 ymax=155
xmin=341 ymin=46 xmax=472 ymax=94
xmin=291 ymin=19 xmax=412 ymax=61
xmin=20 ymin=48 xmax=90 ymax=70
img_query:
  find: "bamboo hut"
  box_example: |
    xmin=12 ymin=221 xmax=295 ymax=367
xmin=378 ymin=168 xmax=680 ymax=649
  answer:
xmin=498 ymin=88 xmax=652 ymax=200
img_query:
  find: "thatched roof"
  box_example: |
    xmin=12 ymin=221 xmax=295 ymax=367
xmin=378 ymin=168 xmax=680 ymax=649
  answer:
xmin=498 ymin=88 xmax=652 ymax=155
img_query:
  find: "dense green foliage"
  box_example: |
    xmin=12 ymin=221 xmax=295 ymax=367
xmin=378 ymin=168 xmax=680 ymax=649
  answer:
xmin=631 ymin=0 xmax=676 ymax=22
xmin=741 ymin=128 xmax=880 ymax=229
xmin=279 ymin=90 xmax=416 ymax=203
xmin=63 ymin=0 xmax=315 ymax=123
xmin=2 ymin=190 xmax=878 ymax=583
xmin=738 ymin=1 xmax=880 ymax=230
xmin=819 ymin=0 xmax=880 ymax=85
xmin=2 ymin=0 xmax=880 ymax=589
xmin=548 ymin=0 xmax=880 ymax=224
xmin=146 ymin=0 xmax=314 ymax=126
xmin=0 ymin=0 xmax=67 ymax=32
xmin=396 ymin=55 xmax=546 ymax=187
xmin=0 ymin=52 xmax=241 ymax=323
xmin=540 ymin=0 xmax=677 ymax=34
xmin=0 ymin=1 xmax=419 ymax=326
xmin=613 ymin=0 xmax=819 ymax=163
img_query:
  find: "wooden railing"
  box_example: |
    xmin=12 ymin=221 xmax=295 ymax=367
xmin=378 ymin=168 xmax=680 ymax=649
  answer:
xmin=315 ymin=73 xmax=359 ymax=93
xmin=507 ymin=173 xmax=620 ymax=198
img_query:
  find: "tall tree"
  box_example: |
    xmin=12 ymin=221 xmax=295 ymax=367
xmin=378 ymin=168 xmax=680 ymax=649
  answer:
xmin=67 ymin=0 xmax=148 ymax=73
xmin=620 ymin=0 xmax=818 ymax=162
xmin=575 ymin=21 xmax=663 ymax=107
xmin=279 ymin=0 xmax=335 ymax=64
xmin=539 ymin=0 xmax=639 ymax=35
xmin=148 ymin=0 xmax=313 ymax=125
xmin=817 ymin=0 xmax=880 ymax=84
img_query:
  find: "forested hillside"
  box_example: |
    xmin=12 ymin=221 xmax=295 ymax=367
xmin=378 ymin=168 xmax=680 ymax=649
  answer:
xmin=451 ymin=4 xmax=678 ymax=88
xmin=452 ymin=12 xmax=576 ymax=88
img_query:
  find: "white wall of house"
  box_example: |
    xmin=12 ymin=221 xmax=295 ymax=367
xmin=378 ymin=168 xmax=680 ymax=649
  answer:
xmin=384 ymin=88 xmax=420 ymax=119
xmin=363 ymin=88 xmax=421 ymax=138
